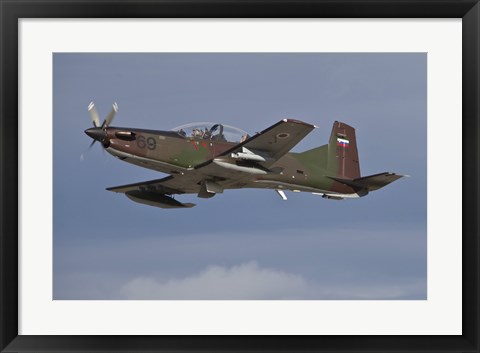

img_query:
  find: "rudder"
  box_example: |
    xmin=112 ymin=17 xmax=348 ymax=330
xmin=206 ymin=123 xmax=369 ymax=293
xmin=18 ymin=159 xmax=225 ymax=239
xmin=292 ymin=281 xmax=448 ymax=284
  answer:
xmin=327 ymin=121 xmax=360 ymax=179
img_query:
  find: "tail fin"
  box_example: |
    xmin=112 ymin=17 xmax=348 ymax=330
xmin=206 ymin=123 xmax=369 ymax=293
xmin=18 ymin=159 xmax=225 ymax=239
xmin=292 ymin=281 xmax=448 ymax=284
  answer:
xmin=327 ymin=121 xmax=360 ymax=179
xmin=297 ymin=121 xmax=406 ymax=193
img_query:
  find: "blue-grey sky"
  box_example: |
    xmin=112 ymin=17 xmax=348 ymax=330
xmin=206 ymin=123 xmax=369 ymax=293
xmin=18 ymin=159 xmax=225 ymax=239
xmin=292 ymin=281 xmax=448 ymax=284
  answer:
xmin=53 ymin=53 xmax=426 ymax=300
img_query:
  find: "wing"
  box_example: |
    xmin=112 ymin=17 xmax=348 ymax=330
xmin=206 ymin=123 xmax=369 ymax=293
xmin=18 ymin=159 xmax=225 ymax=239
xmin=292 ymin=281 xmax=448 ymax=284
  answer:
xmin=236 ymin=119 xmax=316 ymax=165
xmin=107 ymin=168 xmax=253 ymax=197
xmin=107 ymin=175 xmax=202 ymax=208
xmin=107 ymin=167 xmax=253 ymax=207
xmin=196 ymin=119 xmax=316 ymax=171
xmin=107 ymin=175 xmax=200 ymax=194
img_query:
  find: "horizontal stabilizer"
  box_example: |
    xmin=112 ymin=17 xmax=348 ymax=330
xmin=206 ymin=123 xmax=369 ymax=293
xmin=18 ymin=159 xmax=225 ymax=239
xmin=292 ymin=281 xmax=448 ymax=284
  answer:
xmin=329 ymin=172 xmax=406 ymax=191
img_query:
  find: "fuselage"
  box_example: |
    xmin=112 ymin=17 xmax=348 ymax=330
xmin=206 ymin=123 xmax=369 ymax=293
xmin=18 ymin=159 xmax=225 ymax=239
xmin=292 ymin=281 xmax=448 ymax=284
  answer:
xmin=102 ymin=126 xmax=362 ymax=198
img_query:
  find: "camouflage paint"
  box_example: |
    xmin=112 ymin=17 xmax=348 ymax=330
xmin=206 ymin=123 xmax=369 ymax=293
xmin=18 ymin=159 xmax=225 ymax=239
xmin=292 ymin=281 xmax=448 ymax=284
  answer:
xmin=88 ymin=120 xmax=403 ymax=208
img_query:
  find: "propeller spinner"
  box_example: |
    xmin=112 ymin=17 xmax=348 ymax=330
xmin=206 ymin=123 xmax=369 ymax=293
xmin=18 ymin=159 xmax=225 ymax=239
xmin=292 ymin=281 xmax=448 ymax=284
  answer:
xmin=85 ymin=127 xmax=107 ymax=142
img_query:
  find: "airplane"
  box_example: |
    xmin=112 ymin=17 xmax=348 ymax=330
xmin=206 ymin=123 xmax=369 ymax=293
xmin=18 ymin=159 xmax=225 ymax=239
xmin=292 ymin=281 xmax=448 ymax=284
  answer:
xmin=84 ymin=102 xmax=406 ymax=209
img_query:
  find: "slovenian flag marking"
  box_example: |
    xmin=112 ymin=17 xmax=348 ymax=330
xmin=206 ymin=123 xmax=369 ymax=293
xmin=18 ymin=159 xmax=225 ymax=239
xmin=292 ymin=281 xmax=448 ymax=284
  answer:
xmin=337 ymin=137 xmax=349 ymax=147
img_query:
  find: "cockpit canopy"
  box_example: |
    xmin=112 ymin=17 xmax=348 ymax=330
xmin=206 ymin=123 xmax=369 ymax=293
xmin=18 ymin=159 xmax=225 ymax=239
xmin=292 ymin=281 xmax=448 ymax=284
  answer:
xmin=172 ymin=122 xmax=250 ymax=143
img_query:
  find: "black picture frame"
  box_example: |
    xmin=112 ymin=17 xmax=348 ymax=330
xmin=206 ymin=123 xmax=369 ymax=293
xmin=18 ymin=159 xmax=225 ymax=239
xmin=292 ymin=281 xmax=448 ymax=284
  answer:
xmin=1 ymin=1 xmax=478 ymax=352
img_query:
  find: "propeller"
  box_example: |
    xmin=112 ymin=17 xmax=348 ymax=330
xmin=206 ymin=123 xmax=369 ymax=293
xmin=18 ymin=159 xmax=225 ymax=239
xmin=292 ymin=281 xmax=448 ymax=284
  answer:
xmin=82 ymin=102 xmax=118 ymax=160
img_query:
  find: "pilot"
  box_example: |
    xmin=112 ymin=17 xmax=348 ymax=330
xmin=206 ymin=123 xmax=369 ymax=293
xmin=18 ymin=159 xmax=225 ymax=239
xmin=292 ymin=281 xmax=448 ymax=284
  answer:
xmin=203 ymin=127 xmax=211 ymax=139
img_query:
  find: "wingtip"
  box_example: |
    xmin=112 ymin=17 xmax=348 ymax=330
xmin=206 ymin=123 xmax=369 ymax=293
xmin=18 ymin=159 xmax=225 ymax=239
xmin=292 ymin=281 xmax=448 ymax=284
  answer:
xmin=389 ymin=172 xmax=410 ymax=177
xmin=387 ymin=172 xmax=410 ymax=178
xmin=282 ymin=118 xmax=316 ymax=128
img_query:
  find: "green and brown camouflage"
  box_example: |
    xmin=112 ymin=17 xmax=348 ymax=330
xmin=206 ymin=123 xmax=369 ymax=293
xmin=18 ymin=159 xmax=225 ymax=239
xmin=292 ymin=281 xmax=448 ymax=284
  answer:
xmin=85 ymin=102 xmax=405 ymax=208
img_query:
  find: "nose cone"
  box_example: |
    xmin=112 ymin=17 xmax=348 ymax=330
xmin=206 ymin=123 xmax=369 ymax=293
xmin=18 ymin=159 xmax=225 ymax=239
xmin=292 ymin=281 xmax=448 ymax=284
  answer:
xmin=85 ymin=127 xmax=106 ymax=141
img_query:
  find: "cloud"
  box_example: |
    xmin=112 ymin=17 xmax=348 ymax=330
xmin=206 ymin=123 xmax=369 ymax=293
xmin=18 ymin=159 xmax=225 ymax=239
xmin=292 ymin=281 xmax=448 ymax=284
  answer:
xmin=117 ymin=261 xmax=426 ymax=300
xmin=119 ymin=262 xmax=314 ymax=300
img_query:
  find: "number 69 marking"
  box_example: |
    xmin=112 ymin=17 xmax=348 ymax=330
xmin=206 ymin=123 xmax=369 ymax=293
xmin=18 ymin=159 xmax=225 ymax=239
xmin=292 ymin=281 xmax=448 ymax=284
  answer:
xmin=137 ymin=136 xmax=156 ymax=150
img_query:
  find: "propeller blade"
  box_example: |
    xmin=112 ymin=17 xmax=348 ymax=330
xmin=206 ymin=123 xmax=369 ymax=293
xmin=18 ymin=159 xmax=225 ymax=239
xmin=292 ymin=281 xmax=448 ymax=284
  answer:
xmin=102 ymin=102 xmax=118 ymax=129
xmin=87 ymin=102 xmax=101 ymax=127
xmin=80 ymin=139 xmax=96 ymax=161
